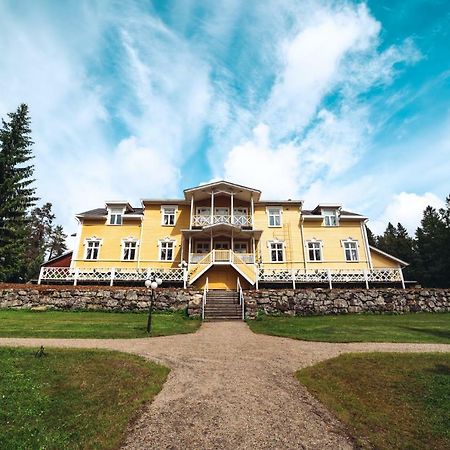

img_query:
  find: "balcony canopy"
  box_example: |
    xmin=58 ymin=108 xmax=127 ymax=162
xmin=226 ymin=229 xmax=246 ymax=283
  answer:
xmin=184 ymin=180 xmax=261 ymax=202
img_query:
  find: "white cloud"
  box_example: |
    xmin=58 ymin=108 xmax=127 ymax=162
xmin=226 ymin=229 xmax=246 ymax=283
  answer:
xmin=224 ymin=123 xmax=301 ymax=198
xmin=371 ymin=192 xmax=445 ymax=235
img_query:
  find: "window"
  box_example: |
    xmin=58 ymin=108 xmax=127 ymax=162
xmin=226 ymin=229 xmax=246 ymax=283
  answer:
xmin=269 ymin=241 xmax=284 ymax=262
xmin=234 ymin=242 xmax=248 ymax=253
xmin=109 ymin=211 xmax=122 ymax=225
xmin=323 ymin=209 xmax=338 ymax=227
xmin=159 ymin=240 xmax=175 ymax=261
xmin=195 ymin=242 xmax=210 ymax=254
xmin=267 ymin=207 xmax=282 ymax=227
xmin=343 ymin=240 xmax=358 ymax=261
xmin=122 ymin=240 xmax=138 ymax=261
xmin=85 ymin=239 xmax=100 ymax=260
xmin=307 ymin=241 xmax=322 ymax=261
xmin=162 ymin=206 xmax=177 ymax=226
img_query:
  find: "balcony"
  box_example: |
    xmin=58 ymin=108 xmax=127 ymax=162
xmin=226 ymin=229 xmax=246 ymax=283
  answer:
xmin=192 ymin=214 xmax=252 ymax=228
xmin=190 ymin=251 xmax=255 ymax=264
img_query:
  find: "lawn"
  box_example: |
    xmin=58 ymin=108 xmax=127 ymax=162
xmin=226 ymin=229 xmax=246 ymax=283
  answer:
xmin=0 ymin=309 xmax=201 ymax=339
xmin=0 ymin=347 xmax=169 ymax=450
xmin=247 ymin=313 xmax=450 ymax=343
xmin=297 ymin=352 xmax=450 ymax=450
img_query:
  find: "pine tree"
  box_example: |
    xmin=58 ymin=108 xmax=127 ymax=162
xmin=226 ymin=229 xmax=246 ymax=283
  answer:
xmin=0 ymin=104 xmax=37 ymax=282
xmin=48 ymin=225 xmax=68 ymax=260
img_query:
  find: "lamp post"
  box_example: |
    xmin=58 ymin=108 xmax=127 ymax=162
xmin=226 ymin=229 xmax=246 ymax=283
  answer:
xmin=145 ymin=277 xmax=162 ymax=333
xmin=178 ymin=260 xmax=188 ymax=288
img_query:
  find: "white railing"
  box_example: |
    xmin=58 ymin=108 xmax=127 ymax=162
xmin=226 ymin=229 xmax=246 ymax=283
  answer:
xmin=257 ymin=267 xmax=404 ymax=289
xmin=191 ymin=214 xmax=252 ymax=228
xmin=237 ymin=277 xmax=245 ymax=320
xmin=202 ymin=277 xmax=208 ymax=320
xmin=39 ymin=266 xmax=185 ymax=286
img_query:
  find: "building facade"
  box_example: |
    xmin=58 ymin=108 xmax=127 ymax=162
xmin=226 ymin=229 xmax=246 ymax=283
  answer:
xmin=39 ymin=181 xmax=407 ymax=289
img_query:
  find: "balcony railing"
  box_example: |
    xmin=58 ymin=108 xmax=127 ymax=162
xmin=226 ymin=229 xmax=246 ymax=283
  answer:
xmin=190 ymin=251 xmax=255 ymax=264
xmin=38 ymin=266 xmax=186 ymax=286
xmin=192 ymin=214 xmax=252 ymax=227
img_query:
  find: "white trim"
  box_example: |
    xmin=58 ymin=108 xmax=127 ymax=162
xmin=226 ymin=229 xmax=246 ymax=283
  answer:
xmin=369 ymin=245 xmax=409 ymax=267
xmin=361 ymin=221 xmax=373 ymax=270
xmin=158 ymin=238 xmax=176 ymax=261
xmin=266 ymin=206 xmax=283 ymax=227
xmin=121 ymin=237 xmax=139 ymax=261
xmin=322 ymin=209 xmax=339 ymax=227
xmin=268 ymin=240 xmax=285 ymax=263
xmin=84 ymin=237 xmax=102 ymax=260
xmin=305 ymin=239 xmax=323 ymax=262
xmin=342 ymin=239 xmax=359 ymax=262
xmin=161 ymin=205 xmax=178 ymax=226
xmin=71 ymin=219 xmax=83 ymax=268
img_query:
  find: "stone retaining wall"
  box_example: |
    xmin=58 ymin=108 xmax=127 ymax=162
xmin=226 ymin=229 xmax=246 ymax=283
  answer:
xmin=244 ymin=288 xmax=450 ymax=318
xmin=1 ymin=286 xmax=449 ymax=319
xmin=0 ymin=286 xmax=203 ymax=316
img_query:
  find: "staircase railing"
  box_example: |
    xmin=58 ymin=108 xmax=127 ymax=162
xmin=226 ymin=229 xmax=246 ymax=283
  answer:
xmin=202 ymin=277 xmax=208 ymax=320
xmin=237 ymin=277 xmax=245 ymax=320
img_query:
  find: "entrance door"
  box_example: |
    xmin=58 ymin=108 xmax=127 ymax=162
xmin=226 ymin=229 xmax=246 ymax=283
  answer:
xmin=214 ymin=241 xmax=230 ymax=250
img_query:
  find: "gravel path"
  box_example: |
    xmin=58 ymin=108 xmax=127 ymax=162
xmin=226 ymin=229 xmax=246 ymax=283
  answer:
xmin=1 ymin=322 xmax=449 ymax=449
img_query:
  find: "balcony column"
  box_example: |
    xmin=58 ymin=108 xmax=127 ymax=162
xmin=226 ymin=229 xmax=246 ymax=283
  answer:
xmin=188 ymin=236 xmax=192 ymax=266
xmin=250 ymin=194 xmax=255 ymax=227
xmin=211 ymin=190 xmax=214 ymax=225
xmin=189 ymin=194 xmax=194 ymax=229
xmin=231 ymin=193 xmax=234 ymax=225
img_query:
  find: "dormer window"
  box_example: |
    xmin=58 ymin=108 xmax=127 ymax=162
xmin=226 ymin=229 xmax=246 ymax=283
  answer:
xmin=323 ymin=209 xmax=338 ymax=227
xmin=109 ymin=209 xmax=123 ymax=225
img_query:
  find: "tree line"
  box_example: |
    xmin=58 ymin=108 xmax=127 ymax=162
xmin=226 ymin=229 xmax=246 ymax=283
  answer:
xmin=367 ymin=198 xmax=450 ymax=288
xmin=0 ymin=104 xmax=67 ymax=283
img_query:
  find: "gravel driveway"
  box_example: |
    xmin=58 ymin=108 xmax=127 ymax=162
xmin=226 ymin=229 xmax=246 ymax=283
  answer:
xmin=1 ymin=322 xmax=449 ymax=449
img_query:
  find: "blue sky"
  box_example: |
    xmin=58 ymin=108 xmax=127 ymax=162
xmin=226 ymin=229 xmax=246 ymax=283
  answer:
xmin=1 ymin=0 xmax=449 ymax=238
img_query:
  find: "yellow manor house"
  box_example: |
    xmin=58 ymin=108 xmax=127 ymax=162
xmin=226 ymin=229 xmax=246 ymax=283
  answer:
xmin=40 ymin=181 xmax=407 ymax=290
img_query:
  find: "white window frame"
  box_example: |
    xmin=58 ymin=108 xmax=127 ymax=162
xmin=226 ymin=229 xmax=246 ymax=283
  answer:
xmin=84 ymin=238 xmax=102 ymax=260
xmin=161 ymin=205 xmax=177 ymax=226
xmin=159 ymin=239 xmax=175 ymax=261
xmin=122 ymin=238 xmax=138 ymax=261
xmin=267 ymin=207 xmax=282 ymax=227
xmin=306 ymin=240 xmax=323 ymax=262
xmin=108 ymin=208 xmax=124 ymax=225
xmin=268 ymin=240 xmax=284 ymax=263
xmin=322 ymin=209 xmax=339 ymax=227
xmin=233 ymin=241 xmax=248 ymax=253
xmin=342 ymin=239 xmax=359 ymax=262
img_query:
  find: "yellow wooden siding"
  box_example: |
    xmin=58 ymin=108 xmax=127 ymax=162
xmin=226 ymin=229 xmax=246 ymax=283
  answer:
xmin=370 ymin=250 xmax=401 ymax=268
xmin=75 ymin=219 xmax=141 ymax=268
xmin=302 ymin=220 xmax=370 ymax=269
xmin=138 ymin=204 xmax=190 ymax=268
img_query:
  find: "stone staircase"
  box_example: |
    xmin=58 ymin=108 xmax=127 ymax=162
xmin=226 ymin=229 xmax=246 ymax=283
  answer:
xmin=204 ymin=290 xmax=242 ymax=321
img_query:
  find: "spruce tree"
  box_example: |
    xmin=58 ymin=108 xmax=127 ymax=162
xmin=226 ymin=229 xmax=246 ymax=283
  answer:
xmin=48 ymin=225 xmax=68 ymax=260
xmin=0 ymin=104 xmax=37 ymax=282
xmin=415 ymin=206 xmax=447 ymax=287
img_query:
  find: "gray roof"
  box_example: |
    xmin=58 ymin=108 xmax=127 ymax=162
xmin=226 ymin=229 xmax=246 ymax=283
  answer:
xmin=302 ymin=209 xmax=363 ymax=217
xmin=77 ymin=207 xmax=143 ymax=217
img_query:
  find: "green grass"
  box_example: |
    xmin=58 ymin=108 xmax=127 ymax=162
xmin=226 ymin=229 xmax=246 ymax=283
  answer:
xmin=297 ymin=352 xmax=450 ymax=450
xmin=247 ymin=313 xmax=450 ymax=343
xmin=0 ymin=309 xmax=201 ymax=339
xmin=0 ymin=347 xmax=169 ymax=450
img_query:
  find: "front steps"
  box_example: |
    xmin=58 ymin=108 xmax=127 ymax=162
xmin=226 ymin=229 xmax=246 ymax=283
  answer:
xmin=204 ymin=290 xmax=242 ymax=321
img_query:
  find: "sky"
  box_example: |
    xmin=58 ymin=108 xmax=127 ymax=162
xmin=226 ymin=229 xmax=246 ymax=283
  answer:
xmin=1 ymin=0 xmax=449 ymax=241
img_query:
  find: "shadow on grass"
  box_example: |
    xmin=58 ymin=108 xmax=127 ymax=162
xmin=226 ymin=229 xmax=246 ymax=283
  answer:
xmin=398 ymin=326 xmax=450 ymax=340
